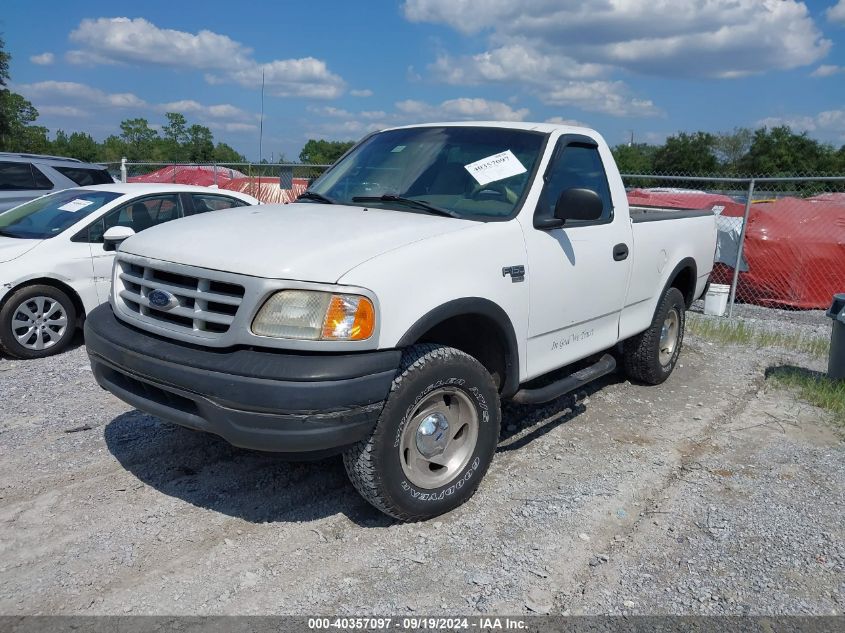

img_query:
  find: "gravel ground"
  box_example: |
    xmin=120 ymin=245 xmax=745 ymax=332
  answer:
xmin=0 ymin=325 xmax=842 ymax=616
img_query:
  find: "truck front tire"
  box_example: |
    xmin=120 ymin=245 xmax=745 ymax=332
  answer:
xmin=343 ymin=344 xmax=501 ymax=521
xmin=622 ymin=286 xmax=685 ymax=385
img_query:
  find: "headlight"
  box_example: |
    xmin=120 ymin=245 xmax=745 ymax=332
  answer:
xmin=252 ymin=290 xmax=376 ymax=341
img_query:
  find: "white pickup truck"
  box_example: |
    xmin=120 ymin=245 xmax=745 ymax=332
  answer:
xmin=85 ymin=122 xmax=716 ymax=520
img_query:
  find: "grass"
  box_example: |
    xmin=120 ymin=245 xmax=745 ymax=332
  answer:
xmin=687 ymin=314 xmax=830 ymax=358
xmin=766 ymin=366 xmax=845 ymax=422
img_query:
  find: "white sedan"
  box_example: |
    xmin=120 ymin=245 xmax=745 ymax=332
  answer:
xmin=0 ymin=183 xmax=260 ymax=358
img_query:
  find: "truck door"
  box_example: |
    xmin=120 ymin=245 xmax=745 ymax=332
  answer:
xmin=521 ymin=136 xmax=632 ymax=380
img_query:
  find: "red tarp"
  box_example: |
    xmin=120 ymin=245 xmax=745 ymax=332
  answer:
xmin=128 ymin=166 xmax=306 ymax=204
xmin=709 ymin=197 xmax=845 ymax=309
xmin=627 ymin=188 xmax=738 ymax=211
xmin=220 ymin=177 xmax=308 ymax=204
xmin=128 ymin=165 xmax=247 ymax=187
xmin=627 ymin=189 xmax=845 ymax=309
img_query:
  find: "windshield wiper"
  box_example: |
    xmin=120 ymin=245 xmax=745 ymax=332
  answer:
xmin=0 ymin=229 xmax=22 ymax=239
xmin=351 ymin=195 xmax=461 ymax=219
xmin=296 ymin=191 xmax=335 ymax=204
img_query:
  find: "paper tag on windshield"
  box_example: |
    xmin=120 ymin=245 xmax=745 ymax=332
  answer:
xmin=57 ymin=198 xmax=94 ymax=213
xmin=464 ymin=150 xmax=527 ymax=186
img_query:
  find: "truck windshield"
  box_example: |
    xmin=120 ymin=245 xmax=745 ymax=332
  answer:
xmin=307 ymin=126 xmax=547 ymax=220
xmin=0 ymin=189 xmax=121 ymax=239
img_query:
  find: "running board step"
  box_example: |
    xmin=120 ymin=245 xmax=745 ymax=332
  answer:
xmin=510 ymin=353 xmax=617 ymax=405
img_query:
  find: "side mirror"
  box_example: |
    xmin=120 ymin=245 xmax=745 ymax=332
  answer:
xmin=554 ymin=188 xmax=603 ymax=223
xmin=103 ymin=225 xmax=135 ymax=251
xmin=534 ymin=187 xmax=604 ymax=230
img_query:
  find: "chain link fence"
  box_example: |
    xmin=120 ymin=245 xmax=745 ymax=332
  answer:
xmin=103 ymin=161 xmax=331 ymax=204
xmin=106 ymin=161 xmax=845 ymax=318
xmin=622 ymin=173 xmax=845 ymax=318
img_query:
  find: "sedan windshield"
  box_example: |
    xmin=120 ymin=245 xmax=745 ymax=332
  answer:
xmin=308 ymin=126 xmax=547 ymax=220
xmin=0 ymin=189 xmax=121 ymax=239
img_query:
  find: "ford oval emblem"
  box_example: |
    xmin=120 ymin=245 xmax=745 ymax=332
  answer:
xmin=148 ymin=289 xmax=178 ymax=310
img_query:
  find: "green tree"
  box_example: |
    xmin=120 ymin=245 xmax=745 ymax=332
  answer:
xmin=0 ymin=35 xmax=9 ymax=87
xmin=162 ymin=112 xmax=189 ymax=160
xmin=0 ymin=34 xmax=10 ymax=144
xmin=99 ymin=135 xmax=128 ymax=162
xmin=714 ymin=127 xmax=753 ymax=172
xmin=1 ymin=91 xmax=48 ymax=152
xmin=186 ymin=124 xmax=214 ymax=161
xmin=119 ymin=118 xmax=158 ymax=160
xmin=611 ymin=143 xmax=658 ymax=174
xmin=298 ymin=139 xmax=355 ymax=164
xmin=65 ymin=131 xmax=99 ymax=162
xmin=0 ymin=36 xmax=47 ymax=152
xmin=213 ymin=142 xmax=244 ymax=163
xmin=652 ymin=132 xmax=718 ymax=175
xmin=738 ymin=126 xmax=839 ymax=176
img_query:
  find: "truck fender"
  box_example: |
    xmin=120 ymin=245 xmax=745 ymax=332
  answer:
xmin=395 ymin=297 xmax=521 ymax=398
xmin=661 ymin=257 xmax=698 ymax=309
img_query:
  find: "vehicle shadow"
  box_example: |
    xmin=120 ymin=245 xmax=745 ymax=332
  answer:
xmin=104 ymin=371 xmax=627 ymax=526
xmin=103 ymin=411 xmax=393 ymax=528
xmin=497 ymin=372 xmax=624 ymax=451
xmin=0 ymin=328 xmax=85 ymax=361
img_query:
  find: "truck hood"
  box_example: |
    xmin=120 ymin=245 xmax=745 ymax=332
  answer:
xmin=121 ymin=203 xmax=475 ymax=283
xmin=0 ymin=237 xmax=41 ymax=264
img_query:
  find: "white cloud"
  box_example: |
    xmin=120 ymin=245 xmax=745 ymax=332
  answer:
xmin=404 ymin=0 xmax=829 ymax=78
xmin=18 ymin=81 xmax=147 ymax=109
xmin=545 ymin=116 xmax=589 ymax=128
xmin=301 ymin=97 xmax=529 ymax=141
xmin=828 ymin=1 xmax=845 ymax=24
xmin=757 ymin=110 xmax=845 ymax=140
xmin=541 ymin=81 xmax=661 ymax=118
xmin=29 ymin=52 xmax=55 ymax=66
xmin=68 ymin=17 xmax=250 ymax=69
xmin=37 ymin=105 xmax=87 ymax=117
xmin=66 ymin=17 xmax=345 ymax=99
xmin=811 ymin=64 xmax=845 ymax=77
xmin=211 ymin=57 xmax=344 ymax=99
xmin=17 ymin=81 xmax=258 ymax=130
xmin=430 ymin=45 xmax=608 ymax=85
xmin=350 ymin=89 xmax=373 ymax=97
xmin=395 ymin=97 xmax=529 ymax=121
xmin=158 ymin=100 xmax=255 ymax=121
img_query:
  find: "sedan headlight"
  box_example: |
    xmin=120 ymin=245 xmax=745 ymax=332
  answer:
xmin=252 ymin=290 xmax=376 ymax=341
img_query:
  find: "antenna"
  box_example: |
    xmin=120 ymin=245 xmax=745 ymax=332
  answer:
xmin=258 ymin=68 xmax=265 ymax=163
xmin=258 ymin=68 xmax=265 ymax=191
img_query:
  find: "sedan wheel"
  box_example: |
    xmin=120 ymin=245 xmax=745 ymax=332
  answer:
xmin=0 ymin=285 xmax=78 ymax=359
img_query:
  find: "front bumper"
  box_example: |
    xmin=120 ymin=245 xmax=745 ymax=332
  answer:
xmin=84 ymin=304 xmax=400 ymax=454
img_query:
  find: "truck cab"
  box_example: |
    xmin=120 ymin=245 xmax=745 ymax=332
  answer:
xmin=85 ymin=122 xmax=717 ymax=520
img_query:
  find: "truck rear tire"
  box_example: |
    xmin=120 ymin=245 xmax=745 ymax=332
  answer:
xmin=622 ymin=286 xmax=685 ymax=385
xmin=343 ymin=344 xmax=501 ymax=521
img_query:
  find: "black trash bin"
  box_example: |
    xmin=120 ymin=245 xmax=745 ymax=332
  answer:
xmin=827 ymin=293 xmax=845 ymax=380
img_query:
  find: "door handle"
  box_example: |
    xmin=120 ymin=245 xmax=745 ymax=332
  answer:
xmin=613 ymin=243 xmax=629 ymax=261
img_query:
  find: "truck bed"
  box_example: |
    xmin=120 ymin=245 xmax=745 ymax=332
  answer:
xmin=629 ymin=205 xmax=715 ymax=223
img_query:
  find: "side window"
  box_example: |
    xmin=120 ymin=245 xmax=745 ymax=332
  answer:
xmin=32 ymin=166 xmax=54 ymax=189
xmin=54 ymin=166 xmax=113 ymax=186
xmin=88 ymin=194 xmax=184 ymax=243
xmin=538 ymin=143 xmax=613 ymax=224
xmin=189 ymin=194 xmax=245 ymax=214
xmin=0 ymin=162 xmax=52 ymax=191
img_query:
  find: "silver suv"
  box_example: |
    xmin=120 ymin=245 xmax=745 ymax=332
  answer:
xmin=0 ymin=153 xmax=114 ymax=213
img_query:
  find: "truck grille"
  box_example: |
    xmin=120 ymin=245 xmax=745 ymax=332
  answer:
xmin=116 ymin=259 xmax=245 ymax=335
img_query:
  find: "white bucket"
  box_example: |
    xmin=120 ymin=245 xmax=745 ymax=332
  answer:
xmin=703 ymin=283 xmax=730 ymax=316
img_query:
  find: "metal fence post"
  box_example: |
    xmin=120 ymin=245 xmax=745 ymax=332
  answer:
xmin=120 ymin=158 xmax=127 ymax=183
xmin=213 ymin=163 xmax=218 ymax=187
xmin=728 ymin=178 xmax=755 ymax=318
